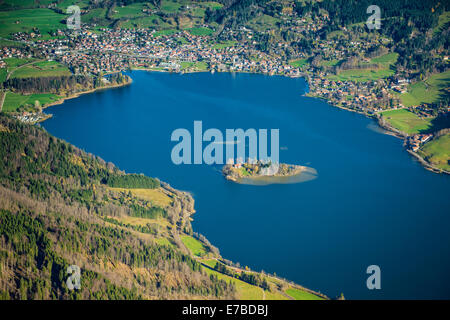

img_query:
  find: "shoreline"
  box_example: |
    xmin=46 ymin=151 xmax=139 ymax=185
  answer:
xmin=39 ymin=67 xmax=446 ymax=175
xmin=42 ymin=76 xmax=133 ymax=111
xmin=40 ymin=68 xmax=445 ymax=175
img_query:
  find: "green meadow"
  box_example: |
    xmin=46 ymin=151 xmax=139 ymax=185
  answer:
xmin=400 ymin=70 xmax=450 ymax=107
xmin=418 ymin=133 xmax=450 ymax=171
xmin=285 ymin=287 xmax=324 ymax=300
xmin=328 ymin=52 xmax=398 ymax=82
xmin=0 ymin=9 xmax=66 ymax=38
xmin=289 ymin=58 xmax=309 ymax=68
xmin=188 ymin=27 xmax=214 ymax=36
xmin=112 ymin=3 xmax=148 ymax=19
xmin=212 ymin=40 xmax=237 ymax=49
xmin=181 ymin=235 xmax=208 ymax=257
xmin=2 ymin=92 xmax=60 ymax=112
xmin=10 ymin=60 xmax=71 ymax=79
xmin=180 ymin=61 xmax=208 ymax=71
xmin=381 ymin=109 xmax=433 ymax=134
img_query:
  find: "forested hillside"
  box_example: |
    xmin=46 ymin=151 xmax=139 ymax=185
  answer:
xmin=0 ymin=114 xmax=235 ymax=299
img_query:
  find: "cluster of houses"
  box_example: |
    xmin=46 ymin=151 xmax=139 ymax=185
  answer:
xmin=0 ymin=46 xmax=31 ymax=69
xmin=406 ymin=134 xmax=433 ymax=152
xmin=13 ymin=26 xmax=302 ymax=77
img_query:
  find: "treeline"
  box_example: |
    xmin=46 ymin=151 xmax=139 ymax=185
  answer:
xmin=129 ymin=203 xmax=166 ymax=219
xmin=5 ymin=75 xmax=95 ymax=95
xmin=214 ymin=262 xmax=270 ymax=291
xmin=105 ymin=174 xmax=160 ymax=189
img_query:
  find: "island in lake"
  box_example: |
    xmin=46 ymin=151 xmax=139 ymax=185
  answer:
xmin=222 ymin=161 xmax=317 ymax=185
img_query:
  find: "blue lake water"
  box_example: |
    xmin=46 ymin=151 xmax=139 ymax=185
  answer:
xmin=42 ymin=71 xmax=450 ymax=299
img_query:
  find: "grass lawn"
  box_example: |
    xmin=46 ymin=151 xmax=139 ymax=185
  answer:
xmin=418 ymin=133 xmax=450 ymax=171
xmin=10 ymin=61 xmax=71 ymax=79
xmin=188 ymin=27 xmax=214 ymax=36
xmin=289 ymin=58 xmax=309 ymax=68
xmin=400 ymin=70 xmax=450 ymax=107
xmin=0 ymin=9 xmax=66 ymax=38
xmin=381 ymin=109 xmax=433 ymax=134
xmin=285 ymin=287 xmax=324 ymax=300
xmin=180 ymin=61 xmax=208 ymax=71
xmin=370 ymin=52 xmax=399 ymax=66
xmin=181 ymin=235 xmax=208 ymax=257
xmin=2 ymin=92 xmax=60 ymax=112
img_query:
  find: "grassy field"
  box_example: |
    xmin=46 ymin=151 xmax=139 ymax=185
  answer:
xmin=399 ymin=71 xmax=450 ymax=107
xmin=10 ymin=61 xmax=71 ymax=79
xmin=212 ymin=40 xmax=237 ymax=49
xmin=115 ymin=215 xmax=171 ymax=229
xmin=329 ymin=68 xmax=395 ymax=82
xmin=0 ymin=0 xmax=53 ymax=10
xmin=2 ymin=92 xmax=60 ymax=112
xmin=328 ymin=52 xmax=398 ymax=82
xmin=181 ymin=235 xmax=208 ymax=257
xmin=202 ymin=266 xmax=266 ymax=299
xmin=320 ymin=59 xmax=341 ymax=67
xmin=370 ymin=52 xmax=399 ymax=66
xmin=180 ymin=61 xmax=208 ymax=71
xmin=0 ymin=9 xmax=66 ymax=38
xmin=418 ymin=133 xmax=450 ymax=171
xmin=285 ymin=287 xmax=324 ymax=300
xmin=201 ymin=260 xmax=297 ymax=300
xmin=289 ymin=58 xmax=309 ymax=68
xmin=188 ymin=27 xmax=214 ymax=36
xmin=4 ymin=57 xmax=36 ymax=69
xmin=108 ymin=187 xmax=172 ymax=207
xmin=381 ymin=109 xmax=433 ymax=134
xmin=161 ymin=0 xmax=183 ymax=13
xmin=81 ymin=8 xmax=109 ymax=26
xmin=112 ymin=3 xmax=147 ymax=19
xmin=0 ymin=68 xmax=7 ymax=83
xmin=120 ymin=15 xmax=170 ymax=29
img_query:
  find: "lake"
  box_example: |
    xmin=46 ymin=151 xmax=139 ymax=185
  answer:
xmin=42 ymin=71 xmax=450 ymax=299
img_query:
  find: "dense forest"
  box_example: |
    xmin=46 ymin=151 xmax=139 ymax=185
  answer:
xmin=5 ymin=73 xmax=129 ymax=95
xmin=0 ymin=114 xmax=235 ymax=299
